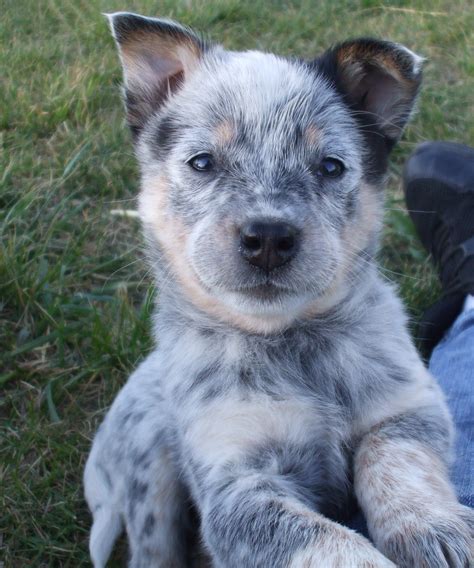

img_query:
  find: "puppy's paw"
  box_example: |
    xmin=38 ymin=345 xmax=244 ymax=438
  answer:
xmin=289 ymin=531 xmax=396 ymax=568
xmin=382 ymin=511 xmax=473 ymax=568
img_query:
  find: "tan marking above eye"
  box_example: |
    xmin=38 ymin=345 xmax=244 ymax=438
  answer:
xmin=213 ymin=120 xmax=235 ymax=146
xmin=305 ymin=124 xmax=322 ymax=146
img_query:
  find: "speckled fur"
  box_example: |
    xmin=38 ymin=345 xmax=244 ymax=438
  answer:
xmin=84 ymin=13 xmax=474 ymax=568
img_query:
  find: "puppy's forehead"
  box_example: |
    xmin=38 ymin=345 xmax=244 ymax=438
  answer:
xmin=177 ymin=50 xmax=352 ymax=140
xmin=205 ymin=52 xmax=317 ymax=113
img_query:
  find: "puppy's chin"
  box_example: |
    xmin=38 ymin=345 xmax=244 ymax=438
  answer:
xmin=181 ymin=264 xmax=347 ymax=333
xmin=217 ymin=287 xmax=314 ymax=319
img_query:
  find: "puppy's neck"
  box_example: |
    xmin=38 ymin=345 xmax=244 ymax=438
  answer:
xmin=153 ymin=264 xmax=378 ymax=343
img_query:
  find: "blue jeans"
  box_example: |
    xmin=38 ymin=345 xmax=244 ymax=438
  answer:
xmin=430 ymin=306 xmax=474 ymax=508
xmin=347 ymin=307 xmax=474 ymax=533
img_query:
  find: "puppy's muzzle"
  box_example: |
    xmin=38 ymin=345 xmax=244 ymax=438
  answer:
xmin=239 ymin=219 xmax=300 ymax=272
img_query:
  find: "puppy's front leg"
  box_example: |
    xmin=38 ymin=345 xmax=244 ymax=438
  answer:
xmin=355 ymin=405 xmax=473 ymax=567
xmin=200 ymin=471 xmax=394 ymax=567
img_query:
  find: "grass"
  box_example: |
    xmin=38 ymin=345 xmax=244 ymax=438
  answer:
xmin=1 ymin=0 xmax=473 ymax=565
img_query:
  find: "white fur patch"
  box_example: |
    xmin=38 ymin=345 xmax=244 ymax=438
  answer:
xmin=184 ymin=394 xmax=324 ymax=466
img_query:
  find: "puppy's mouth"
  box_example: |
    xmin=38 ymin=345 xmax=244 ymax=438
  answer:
xmin=242 ymin=283 xmax=284 ymax=298
xmin=233 ymin=279 xmax=296 ymax=300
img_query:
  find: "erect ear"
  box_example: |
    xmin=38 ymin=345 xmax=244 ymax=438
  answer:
xmin=318 ymin=38 xmax=424 ymax=147
xmin=106 ymin=12 xmax=206 ymax=137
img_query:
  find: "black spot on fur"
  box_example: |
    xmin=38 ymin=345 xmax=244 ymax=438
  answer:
xmin=130 ymin=478 xmax=149 ymax=502
xmin=97 ymin=463 xmax=113 ymax=490
xmin=188 ymin=364 xmax=219 ymax=394
xmin=151 ymin=429 xmax=167 ymax=448
xmin=202 ymin=384 xmax=224 ymax=401
xmin=198 ymin=326 xmax=216 ymax=338
xmin=344 ymin=190 xmax=358 ymax=217
xmin=239 ymin=366 xmax=253 ymax=387
xmin=142 ymin=512 xmax=156 ymax=537
xmin=128 ymin=479 xmax=149 ymax=521
xmin=153 ymin=114 xmax=181 ymax=157
xmin=334 ymin=380 xmax=353 ymax=409
xmin=133 ymin=450 xmax=152 ymax=470
xmin=121 ymin=409 xmax=146 ymax=427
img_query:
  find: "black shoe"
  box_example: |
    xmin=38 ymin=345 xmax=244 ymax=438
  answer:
xmin=403 ymin=141 xmax=474 ymax=357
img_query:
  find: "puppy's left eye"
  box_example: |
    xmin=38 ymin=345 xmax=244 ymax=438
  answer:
xmin=316 ymin=158 xmax=345 ymax=178
xmin=188 ymin=153 xmax=214 ymax=172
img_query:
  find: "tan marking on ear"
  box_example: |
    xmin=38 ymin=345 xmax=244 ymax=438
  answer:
xmin=119 ymin=32 xmax=202 ymax=90
xmin=120 ymin=31 xmax=202 ymax=66
xmin=337 ymin=45 xmax=402 ymax=81
xmin=372 ymin=53 xmax=416 ymax=88
xmin=213 ymin=120 xmax=235 ymax=146
xmin=305 ymin=124 xmax=321 ymax=146
xmin=336 ymin=44 xmax=417 ymax=90
xmin=378 ymin=56 xmax=406 ymax=83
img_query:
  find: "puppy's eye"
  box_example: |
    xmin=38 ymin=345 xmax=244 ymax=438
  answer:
xmin=188 ymin=153 xmax=214 ymax=172
xmin=316 ymin=158 xmax=345 ymax=178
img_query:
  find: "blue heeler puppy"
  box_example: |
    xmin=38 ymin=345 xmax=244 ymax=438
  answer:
xmin=84 ymin=12 xmax=474 ymax=568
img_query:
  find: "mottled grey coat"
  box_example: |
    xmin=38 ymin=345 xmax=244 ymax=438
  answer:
xmin=84 ymin=13 xmax=474 ymax=568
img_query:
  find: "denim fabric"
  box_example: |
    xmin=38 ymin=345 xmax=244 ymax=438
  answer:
xmin=346 ymin=307 xmax=474 ymax=535
xmin=430 ymin=306 xmax=474 ymax=508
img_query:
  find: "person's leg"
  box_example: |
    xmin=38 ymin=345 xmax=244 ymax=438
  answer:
xmin=404 ymin=141 xmax=474 ymax=357
xmin=404 ymin=141 xmax=474 ymax=507
xmin=429 ymin=296 xmax=474 ymax=507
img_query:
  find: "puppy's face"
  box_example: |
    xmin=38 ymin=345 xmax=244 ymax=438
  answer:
xmin=109 ymin=14 xmax=422 ymax=332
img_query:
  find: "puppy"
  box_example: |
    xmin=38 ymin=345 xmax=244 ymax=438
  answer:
xmin=84 ymin=13 xmax=474 ymax=567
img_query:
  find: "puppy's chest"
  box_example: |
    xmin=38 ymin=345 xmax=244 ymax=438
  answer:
xmin=171 ymin=334 xmax=354 ymax=464
xmin=183 ymin=388 xmax=350 ymax=473
xmin=168 ymin=331 xmax=357 ymax=506
xmin=181 ymin=390 xmax=355 ymax=518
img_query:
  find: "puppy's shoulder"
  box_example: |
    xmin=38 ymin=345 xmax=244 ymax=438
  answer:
xmin=88 ymin=349 xmax=168 ymax=455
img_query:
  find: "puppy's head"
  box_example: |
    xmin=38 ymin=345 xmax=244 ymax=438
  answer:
xmin=108 ymin=13 xmax=423 ymax=333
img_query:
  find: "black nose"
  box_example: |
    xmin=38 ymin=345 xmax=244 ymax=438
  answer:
xmin=239 ymin=220 xmax=299 ymax=272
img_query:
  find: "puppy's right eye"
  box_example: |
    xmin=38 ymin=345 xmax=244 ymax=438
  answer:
xmin=316 ymin=157 xmax=345 ymax=178
xmin=188 ymin=153 xmax=214 ymax=172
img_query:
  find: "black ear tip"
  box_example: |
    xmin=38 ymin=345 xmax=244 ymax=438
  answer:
xmin=104 ymin=12 xmax=152 ymax=43
xmin=104 ymin=12 xmax=202 ymax=48
xmin=392 ymin=43 xmax=425 ymax=79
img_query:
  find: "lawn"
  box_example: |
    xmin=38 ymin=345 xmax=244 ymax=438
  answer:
xmin=1 ymin=0 xmax=473 ymax=565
